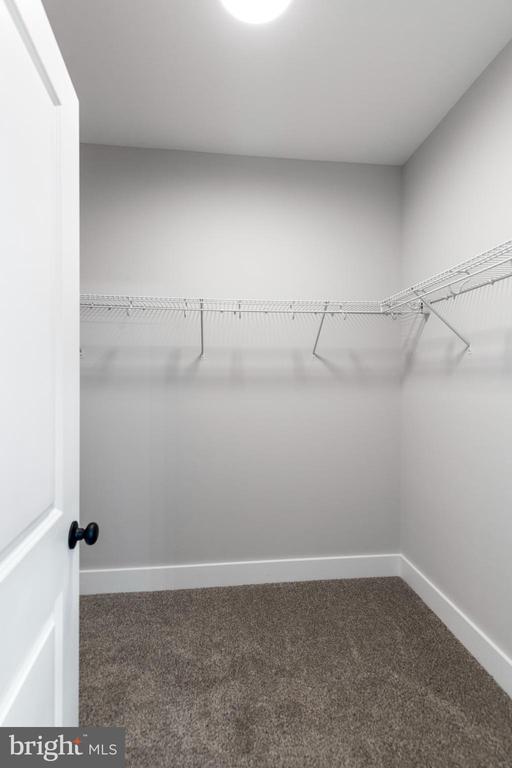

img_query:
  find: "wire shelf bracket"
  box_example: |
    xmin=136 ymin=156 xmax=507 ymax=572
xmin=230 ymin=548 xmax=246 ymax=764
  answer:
xmin=418 ymin=295 xmax=471 ymax=351
xmin=312 ymin=302 xmax=329 ymax=356
xmin=199 ymin=298 xmax=204 ymax=357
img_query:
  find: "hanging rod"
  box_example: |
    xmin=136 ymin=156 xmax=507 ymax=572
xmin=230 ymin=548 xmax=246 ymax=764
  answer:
xmin=80 ymin=239 xmax=512 ymax=354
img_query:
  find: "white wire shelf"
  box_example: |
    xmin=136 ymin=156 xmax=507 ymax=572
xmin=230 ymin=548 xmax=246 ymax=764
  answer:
xmin=384 ymin=240 xmax=512 ymax=312
xmin=80 ymin=240 xmax=512 ymax=354
xmin=79 ymin=296 xmax=387 ymax=317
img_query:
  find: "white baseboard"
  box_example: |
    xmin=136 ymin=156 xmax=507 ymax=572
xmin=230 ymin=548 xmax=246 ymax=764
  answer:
xmin=80 ymin=552 xmax=401 ymax=595
xmin=400 ymin=555 xmax=512 ymax=699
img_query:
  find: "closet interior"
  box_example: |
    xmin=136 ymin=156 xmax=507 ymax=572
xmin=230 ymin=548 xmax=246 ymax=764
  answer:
xmin=39 ymin=0 xmax=512 ymax=765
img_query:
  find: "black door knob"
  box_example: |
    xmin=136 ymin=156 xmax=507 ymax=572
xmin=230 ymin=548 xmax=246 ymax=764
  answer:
xmin=68 ymin=521 xmax=99 ymax=549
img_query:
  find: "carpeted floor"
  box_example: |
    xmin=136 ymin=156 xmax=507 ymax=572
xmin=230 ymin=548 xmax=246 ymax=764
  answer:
xmin=80 ymin=577 xmax=512 ymax=767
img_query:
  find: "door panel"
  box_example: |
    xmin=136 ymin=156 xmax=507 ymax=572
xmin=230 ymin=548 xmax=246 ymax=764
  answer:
xmin=0 ymin=0 xmax=57 ymax=545
xmin=0 ymin=0 xmax=79 ymax=726
xmin=0 ymin=509 xmax=67 ymax=725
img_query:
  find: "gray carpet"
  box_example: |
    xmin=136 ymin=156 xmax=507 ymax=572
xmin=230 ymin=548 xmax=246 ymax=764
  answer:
xmin=80 ymin=577 xmax=512 ymax=767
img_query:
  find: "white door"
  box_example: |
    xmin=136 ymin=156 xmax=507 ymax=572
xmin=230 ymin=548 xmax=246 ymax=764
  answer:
xmin=0 ymin=0 xmax=79 ymax=726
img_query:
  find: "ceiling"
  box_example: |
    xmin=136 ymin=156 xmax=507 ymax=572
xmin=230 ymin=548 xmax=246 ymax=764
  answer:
xmin=43 ymin=0 xmax=512 ymax=165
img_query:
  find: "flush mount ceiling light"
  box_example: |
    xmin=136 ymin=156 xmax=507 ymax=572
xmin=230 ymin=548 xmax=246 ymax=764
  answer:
xmin=220 ymin=0 xmax=294 ymax=24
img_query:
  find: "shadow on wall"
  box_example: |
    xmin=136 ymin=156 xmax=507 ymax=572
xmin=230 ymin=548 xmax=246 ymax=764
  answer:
xmin=80 ymin=312 xmax=402 ymax=388
xmin=80 ymin=307 xmax=512 ymax=387
xmin=80 ymin=347 xmax=401 ymax=389
xmin=400 ymin=284 xmax=512 ymax=380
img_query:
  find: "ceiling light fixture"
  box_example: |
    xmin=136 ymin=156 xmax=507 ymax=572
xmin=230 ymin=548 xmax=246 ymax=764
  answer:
xmin=220 ymin=0 xmax=294 ymax=25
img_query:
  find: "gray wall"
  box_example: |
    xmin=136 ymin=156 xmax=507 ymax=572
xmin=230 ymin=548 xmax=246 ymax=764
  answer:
xmin=401 ymin=41 xmax=512 ymax=657
xmin=80 ymin=146 xmax=402 ymax=570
